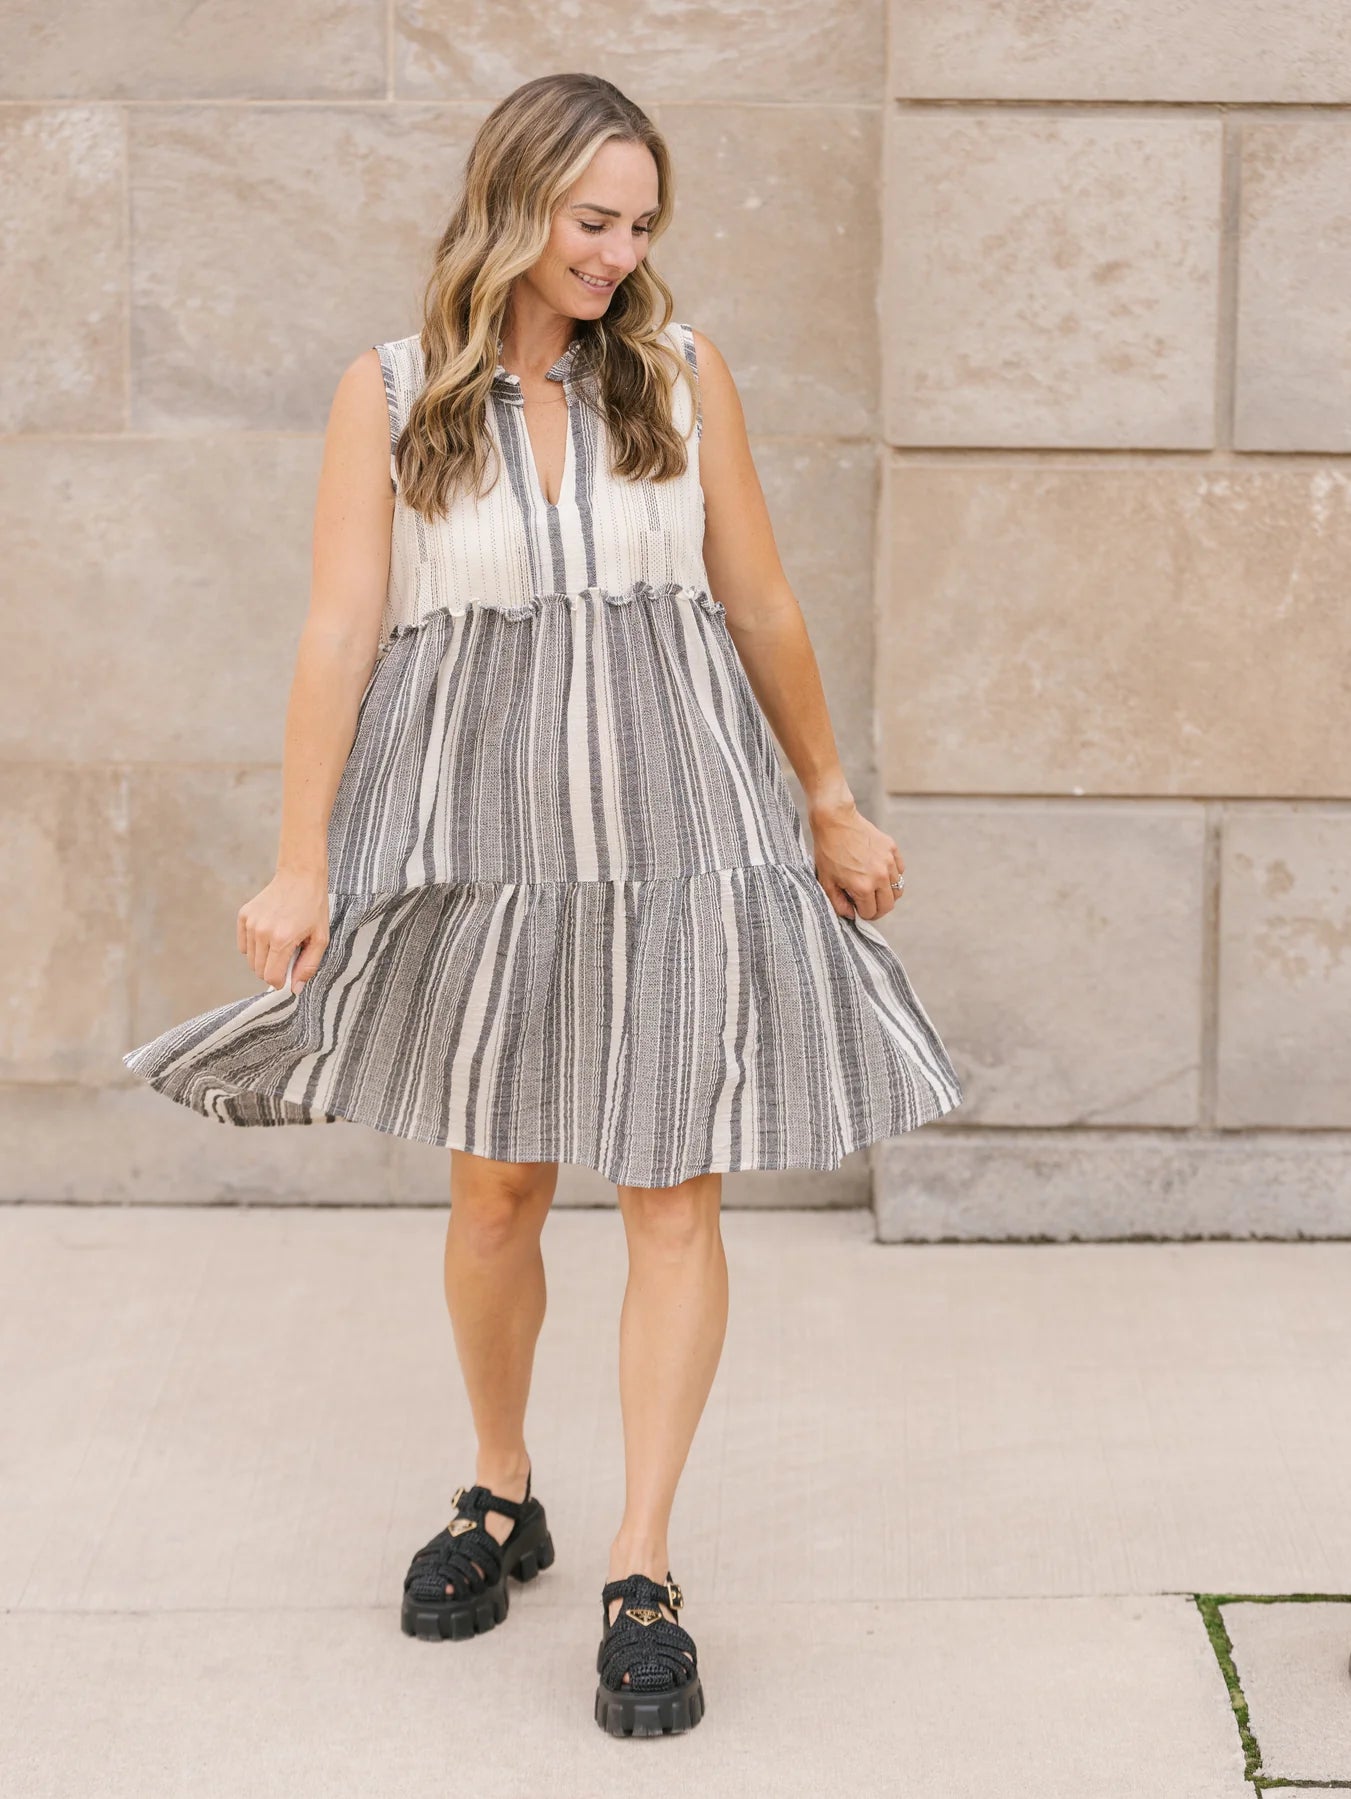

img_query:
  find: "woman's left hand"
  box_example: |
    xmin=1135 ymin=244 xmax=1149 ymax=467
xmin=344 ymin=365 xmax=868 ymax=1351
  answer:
xmin=808 ymin=797 xmax=905 ymax=922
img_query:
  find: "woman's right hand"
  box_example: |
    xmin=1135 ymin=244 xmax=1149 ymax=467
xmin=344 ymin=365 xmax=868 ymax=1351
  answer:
xmin=237 ymin=868 xmax=330 ymax=993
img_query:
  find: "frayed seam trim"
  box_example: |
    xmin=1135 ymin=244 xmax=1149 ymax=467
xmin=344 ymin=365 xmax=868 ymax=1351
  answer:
xmin=380 ymin=580 xmax=725 ymax=645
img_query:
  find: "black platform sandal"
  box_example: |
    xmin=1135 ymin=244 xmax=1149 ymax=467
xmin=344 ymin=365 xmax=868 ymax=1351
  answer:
xmin=594 ymin=1570 xmax=705 ymax=1737
xmin=400 ymin=1469 xmax=554 ymax=1642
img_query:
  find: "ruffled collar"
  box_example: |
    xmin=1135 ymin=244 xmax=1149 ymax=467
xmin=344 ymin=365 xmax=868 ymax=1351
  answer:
xmin=490 ymin=332 xmax=586 ymax=404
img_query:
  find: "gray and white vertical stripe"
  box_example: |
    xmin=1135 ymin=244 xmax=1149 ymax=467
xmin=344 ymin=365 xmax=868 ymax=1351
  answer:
xmin=123 ymin=320 xmax=964 ymax=1184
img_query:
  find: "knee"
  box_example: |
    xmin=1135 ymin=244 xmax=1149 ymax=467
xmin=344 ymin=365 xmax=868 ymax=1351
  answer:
xmin=450 ymin=1165 xmax=553 ymax=1257
xmin=619 ymin=1177 xmax=720 ymax=1260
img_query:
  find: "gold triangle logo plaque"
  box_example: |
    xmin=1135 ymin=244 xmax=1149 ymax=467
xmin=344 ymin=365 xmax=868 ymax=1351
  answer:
xmin=448 ymin=1517 xmax=476 ymax=1536
xmin=625 ymin=1606 xmax=662 ymax=1626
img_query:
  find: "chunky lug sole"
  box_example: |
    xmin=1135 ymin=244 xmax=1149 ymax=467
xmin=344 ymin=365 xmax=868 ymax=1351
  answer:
xmin=593 ymin=1670 xmax=706 ymax=1738
xmin=400 ymin=1505 xmax=555 ymax=1642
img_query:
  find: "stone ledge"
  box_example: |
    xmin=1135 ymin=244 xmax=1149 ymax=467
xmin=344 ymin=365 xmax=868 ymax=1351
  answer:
xmin=874 ymin=1128 xmax=1351 ymax=1240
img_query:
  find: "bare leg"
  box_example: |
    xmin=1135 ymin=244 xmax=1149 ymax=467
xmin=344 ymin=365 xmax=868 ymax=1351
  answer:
xmin=439 ymin=1148 xmax=557 ymax=1593
xmin=606 ymin=1172 xmax=728 ymax=1679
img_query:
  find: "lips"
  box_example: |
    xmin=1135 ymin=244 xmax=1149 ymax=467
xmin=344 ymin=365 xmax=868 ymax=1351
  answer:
xmin=571 ymin=269 xmax=615 ymax=290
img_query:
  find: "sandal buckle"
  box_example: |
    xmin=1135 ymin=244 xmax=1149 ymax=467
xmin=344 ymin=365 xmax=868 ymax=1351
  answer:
xmin=451 ymin=1484 xmax=465 ymax=1508
xmin=666 ymin=1575 xmax=683 ymax=1611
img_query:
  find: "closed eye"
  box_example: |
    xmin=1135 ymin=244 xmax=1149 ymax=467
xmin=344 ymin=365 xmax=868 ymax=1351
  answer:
xmin=580 ymin=222 xmax=652 ymax=235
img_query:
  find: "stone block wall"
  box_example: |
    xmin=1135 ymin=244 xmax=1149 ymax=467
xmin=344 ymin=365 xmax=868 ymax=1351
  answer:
xmin=873 ymin=4 xmax=1351 ymax=1237
xmin=3 ymin=6 xmax=1347 ymax=1224
xmin=1 ymin=6 xmax=882 ymax=1206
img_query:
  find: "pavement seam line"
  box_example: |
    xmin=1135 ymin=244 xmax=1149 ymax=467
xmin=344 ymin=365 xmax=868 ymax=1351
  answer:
xmin=1195 ymin=1593 xmax=1351 ymax=1792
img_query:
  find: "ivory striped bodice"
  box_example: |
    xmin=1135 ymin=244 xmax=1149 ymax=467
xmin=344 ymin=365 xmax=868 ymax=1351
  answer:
xmin=374 ymin=319 xmax=710 ymax=653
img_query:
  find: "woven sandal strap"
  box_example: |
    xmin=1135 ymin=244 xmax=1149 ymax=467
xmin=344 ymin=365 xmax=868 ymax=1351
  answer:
xmin=601 ymin=1570 xmax=681 ymax=1614
xmin=446 ymin=1529 xmax=503 ymax=1584
xmin=457 ymin=1481 xmax=527 ymax=1523
xmin=404 ymin=1522 xmax=505 ymax=1595
xmin=599 ymin=1613 xmax=698 ymax=1685
xmin=602 ymin=1609 xmax=696 ymax=1653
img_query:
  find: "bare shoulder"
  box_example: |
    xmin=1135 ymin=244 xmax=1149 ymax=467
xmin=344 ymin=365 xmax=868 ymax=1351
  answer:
xmin=684 ymin=326 xmax=749 ymax=450
xmin=315 ymin=347 xmax=395 ymax=503
xmin=686 ymin=327 xmax=737 ymax=398
xmin=679 ymin=327 xmax=783 ymax=616
xmin=330 ymin=346 xmax=389 ymax=432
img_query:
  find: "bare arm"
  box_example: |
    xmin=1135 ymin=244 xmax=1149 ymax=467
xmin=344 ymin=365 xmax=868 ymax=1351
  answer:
xmin=692 ymin=327 xmax=904 ymax=924
xmin=236 ymin=347 xmax=394 ymax=989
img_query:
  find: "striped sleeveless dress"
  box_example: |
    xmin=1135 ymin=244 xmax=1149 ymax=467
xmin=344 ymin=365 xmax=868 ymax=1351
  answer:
xmin=122 ymin=319 xmax=964 ymax=1186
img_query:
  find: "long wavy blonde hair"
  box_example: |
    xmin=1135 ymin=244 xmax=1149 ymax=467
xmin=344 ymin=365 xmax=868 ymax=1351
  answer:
xmin=396 ymin=73 xmax=698 ymax=521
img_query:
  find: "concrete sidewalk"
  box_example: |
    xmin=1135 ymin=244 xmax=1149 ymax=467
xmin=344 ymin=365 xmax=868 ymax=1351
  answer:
xmin=3 ymin=1204 xmax=1349 ymax=1796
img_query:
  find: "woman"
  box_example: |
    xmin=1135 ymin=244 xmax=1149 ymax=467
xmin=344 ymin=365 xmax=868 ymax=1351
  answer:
xmin=123 ymin=72 xmax=964 ymax=1736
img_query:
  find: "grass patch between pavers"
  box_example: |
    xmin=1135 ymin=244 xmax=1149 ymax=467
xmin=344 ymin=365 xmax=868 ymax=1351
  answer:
xmin=1196 ymin=1594 xmax=1351 ymax=1791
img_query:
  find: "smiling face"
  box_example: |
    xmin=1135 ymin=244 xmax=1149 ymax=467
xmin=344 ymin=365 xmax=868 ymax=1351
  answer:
xmin=525 ymin=136 xmax=661 ymax=317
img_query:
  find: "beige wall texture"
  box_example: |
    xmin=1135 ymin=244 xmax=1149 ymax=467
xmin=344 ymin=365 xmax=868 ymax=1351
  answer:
xmin=873 ymin=5 xmax=1351 ymax=1237
xmin=3 ymin=5 xmax=1348 ymax=1230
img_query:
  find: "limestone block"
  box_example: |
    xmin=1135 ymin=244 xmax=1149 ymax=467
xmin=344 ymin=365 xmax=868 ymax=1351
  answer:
xmin=751 ymin=437 xmax=877 ymax=795
xmin=127 ymin=767 xmax=285 ymax=1046
xmin=881 ymin=460 xmax=1351 ymax=797
xmin=4 ymin=1 xmax=384 ymax=99
xmin=872 ymin=798 xmax=1204 ymax=1126
xmin=650 ymin=105 xmax=879 ymax=437
xmin=885 ymin=114 xmax=1220 ymax=447
xmin=874 ymin=1128 xmax=1351 ymax=1239
xmin=1222 ymin=1600 xmax=1351 ymax=1784
xmin=891 ymin=1 xmax=1351 ymax=102
xmin=1235 ymin=121 xmax=1351 ymax=451
xmin=129 ymin=105 xmax=479 ymax=430
xmin=0 ymin=767 xmax=131 ymax=1083
xmin=1 ymin=436 xmax=321 ymax=764
xmin=1217 ymin=807 xmax=1351 ymax=1127
xmin=396 ymin=0 xmax=883 ymax=101
xmin=0 ymin=107 xmax=124 ymax=433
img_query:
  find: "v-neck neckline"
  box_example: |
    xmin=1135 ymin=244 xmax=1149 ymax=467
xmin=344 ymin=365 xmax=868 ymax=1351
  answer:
xmin=492 ymin=334 xmax=582 ymax=512
xmin=525 ymin=389 xmax=572 ymax=511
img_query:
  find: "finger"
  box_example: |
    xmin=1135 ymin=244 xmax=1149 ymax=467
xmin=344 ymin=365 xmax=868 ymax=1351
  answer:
xmin=887 ymin=849 xmax=906 ymax=901
xmin=291 ymin=935 xmax=328 ymax=991
xmin=820 ymin=876 xmax=856 ymax=919
xmin=261 ymin=939 xmax=295 ymax=991
xmin=854 ymin=888 xmax=883 ymax=921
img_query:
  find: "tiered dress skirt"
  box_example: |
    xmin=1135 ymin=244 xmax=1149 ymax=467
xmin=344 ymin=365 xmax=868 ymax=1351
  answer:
xmin=123 ymin=579 xmax=964 ymax=1187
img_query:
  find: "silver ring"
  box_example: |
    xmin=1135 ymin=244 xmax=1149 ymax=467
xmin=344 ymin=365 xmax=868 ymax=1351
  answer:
xmin=891 ymin=877 xmax=904 ymax=891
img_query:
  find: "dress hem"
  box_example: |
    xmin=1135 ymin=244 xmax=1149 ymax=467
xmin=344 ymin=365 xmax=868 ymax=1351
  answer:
xmin=122 ymin=1049 xmax=965 ymax=1189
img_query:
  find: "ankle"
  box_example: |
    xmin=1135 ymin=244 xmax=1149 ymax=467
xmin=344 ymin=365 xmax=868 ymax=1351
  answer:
xmin=474 ymin=1450 xmax=531 ymax=1498
xmin=607 ymin=1533 xmax=669 ymax=1583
